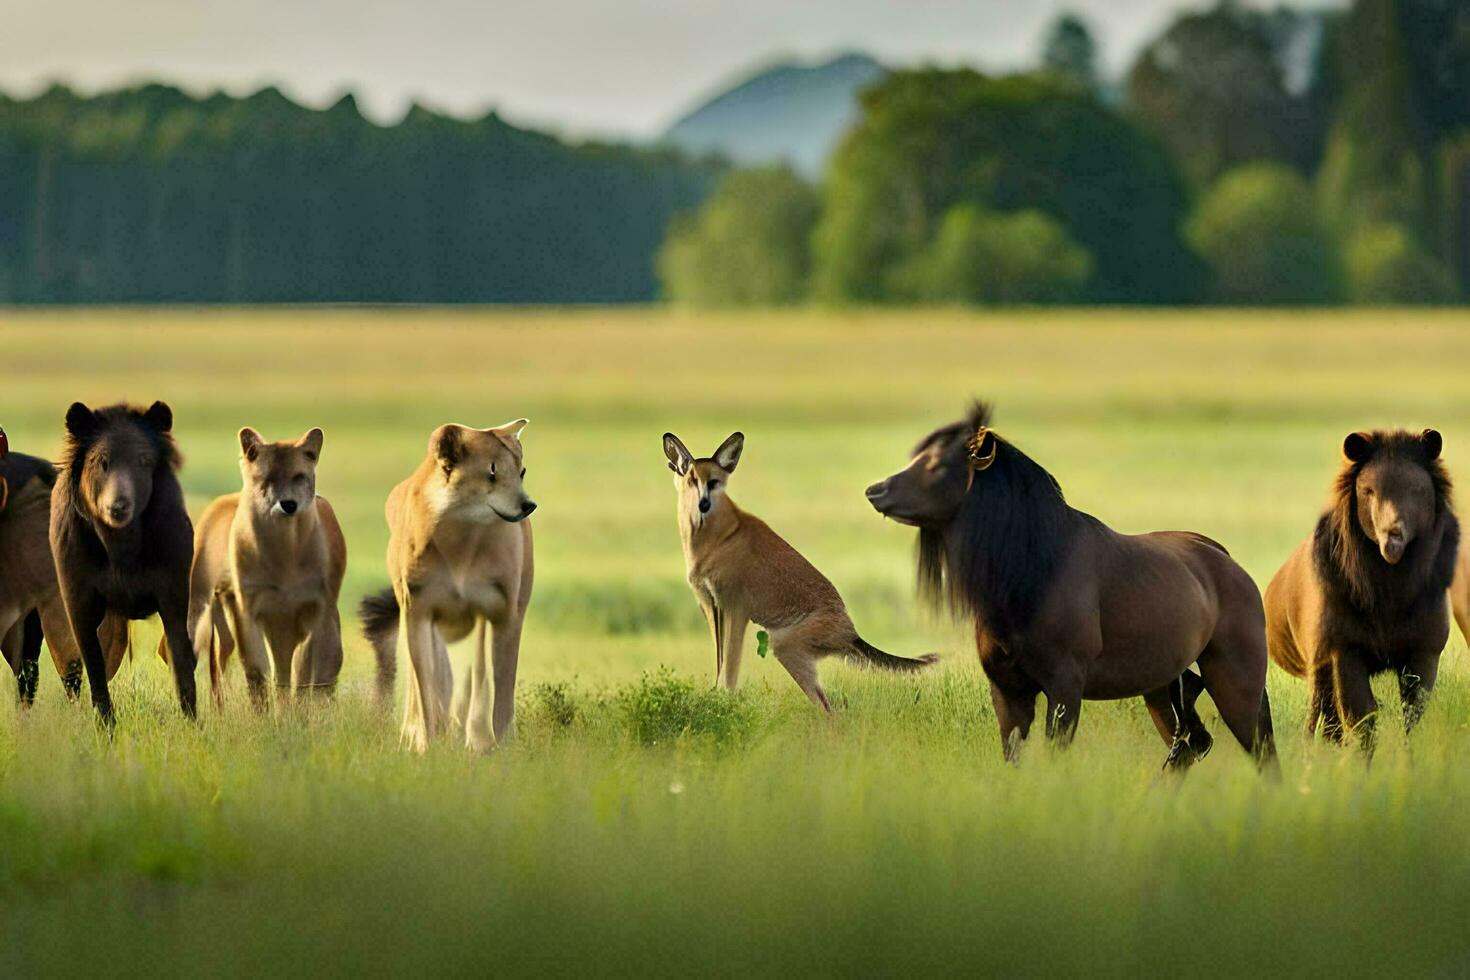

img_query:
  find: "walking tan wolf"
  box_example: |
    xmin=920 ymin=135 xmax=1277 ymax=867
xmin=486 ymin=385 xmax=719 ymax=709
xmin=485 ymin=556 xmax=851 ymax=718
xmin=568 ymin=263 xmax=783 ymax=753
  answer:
xmin=360 ymin=420 xmax=536 ymax=753
xmin=188 ymin=427 xmax=347 ymax=707
xmin=663 ymin=431 xmax=936 ymax=713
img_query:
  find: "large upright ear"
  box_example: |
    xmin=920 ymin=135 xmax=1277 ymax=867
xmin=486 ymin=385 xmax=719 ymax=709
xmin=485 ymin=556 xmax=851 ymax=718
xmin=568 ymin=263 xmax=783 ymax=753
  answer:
xmin=713 ymin=432 xmax=744 ymax=473
xmin=1422 ymin=428 xmax=1443 ymax=461
xmin=239 ymin=427 xmax=264 ymax=462
xmin=663 ymin=433 xmax=693 ymax=476
xmin=432 ymin=425 xmax=463 ymax=471
xmin=65 ymin=402 xmax=98 ymax=439
xmin=143 ymin=401 xmax=173 ymax=433
xmin=493 ymin=419 xmax=529 ymax=441
xmin=297 ymin=427 xmax=324 ymax=461
xmin=969 ymin=428 xmax=998 ymax=471
xmin=1343 ymin=431 xmax=1375 ymax=463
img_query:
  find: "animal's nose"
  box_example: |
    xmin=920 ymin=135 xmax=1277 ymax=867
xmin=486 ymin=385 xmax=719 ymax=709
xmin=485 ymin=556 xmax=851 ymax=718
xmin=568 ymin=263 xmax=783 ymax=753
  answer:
xmin=109 ymin=501 xmax=130 ymax=519
xmin=865 ymin=480 xmax=889 ymax=501
xmin=699 ymin=497 xmax=711 ymax=513
xmin=280 ymin=499 xmax=298 ymax=515
xmin=521 ymin=500 xmax=537 ymax=519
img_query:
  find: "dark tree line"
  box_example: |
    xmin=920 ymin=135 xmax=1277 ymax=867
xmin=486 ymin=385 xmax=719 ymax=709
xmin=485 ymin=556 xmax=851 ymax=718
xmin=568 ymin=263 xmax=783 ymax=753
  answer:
xmin=0 ymin=84 xmax=717 ymax=303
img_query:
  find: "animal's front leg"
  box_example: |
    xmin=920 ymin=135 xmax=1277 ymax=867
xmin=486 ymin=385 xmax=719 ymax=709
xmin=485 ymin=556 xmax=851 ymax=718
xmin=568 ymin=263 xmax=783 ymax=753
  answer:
xmin=464 ymin=620 xmax=494 ymax=752
xmin=719 ymin=612 xmax=748 ymax=691
xmin=159 ymin=592 xmax=198 ymax=719
xmin=229 ymin=605 xmax=272 ymax=711
xmin=988 ymin=679 xmax=1036 ymax=764
xmin=1398 ymin=649 xmax=1440 ymax=736
xmin=488 ymin=612 xmax=523 ymax=746
xmin=296 ymin=606 xmax=343 ymax=696
xmin=695 ymin=588 xmax=722 ymax=686
xmin=1042 ymin=675 xmax=1084 ymax=749
xmin=61 ymin=588 xmax=113 ymax=726
xmin=1333 ymin=653 xmax=1378 ymax=757
xmin=399 ymin=598 xmax=444 ymax=752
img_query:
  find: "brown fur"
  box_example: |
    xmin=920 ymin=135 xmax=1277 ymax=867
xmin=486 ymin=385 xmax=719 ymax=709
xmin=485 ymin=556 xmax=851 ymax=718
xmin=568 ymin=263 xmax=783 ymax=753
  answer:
xmin=663 ymin=432 xmax=936 ymax=713
xmin=0 ymin=450 xmax=128 ymax=702
xmin=868 ymin=402 xmax=1276 ymax=771
xmin=1266 ymin=429 xmax=1458 ymax=752
xmin=187 ymin=427 xmax=347 ymax=709
xmin=360 ymin=420 xmax=536 ymax=753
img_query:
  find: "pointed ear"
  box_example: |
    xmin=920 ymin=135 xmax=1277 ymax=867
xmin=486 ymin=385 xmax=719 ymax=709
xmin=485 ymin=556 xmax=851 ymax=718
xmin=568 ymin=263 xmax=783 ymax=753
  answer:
xmin=493 ymin=419 xmax=528 ymax=441
xmin=239 ymin=427 xmax=264 ymax=462
xmin=143 ymin=401 xmax=173 ymax=433
xmin=65 ymin=402 xmax=98 ymax=439
xmin=1343 ymin=432 xmax=1375 ymax=463
xmin=1422 ymin=428 xmax=1443 ymax=461
xmin=297 ymin=427 xmax=324 ymax=461
xmin=663 ymin=433 xmax=693 ymax=476
xmin=713 ymin=432 xmax=744 ymax=473
xmin=432 ymin=425 xmax=463 ymax=471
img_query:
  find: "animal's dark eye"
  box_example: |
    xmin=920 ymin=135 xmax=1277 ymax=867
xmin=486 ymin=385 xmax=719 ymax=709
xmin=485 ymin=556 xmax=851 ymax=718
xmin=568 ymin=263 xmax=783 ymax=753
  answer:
xmin=707 ymin=479 xmax=720 ymax=490
xmin=294 ymin=473 xmax=307 ymax=483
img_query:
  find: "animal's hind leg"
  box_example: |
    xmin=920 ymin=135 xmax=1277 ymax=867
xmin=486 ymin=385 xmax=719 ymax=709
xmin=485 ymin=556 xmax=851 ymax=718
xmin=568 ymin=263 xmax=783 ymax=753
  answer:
xmin=990 ymin=679 xmax=1038 ymax=764
xmin=1398 ymin=649 xmax=1440 ymax=736
xmin=18 ymin=611 xmax=41 ymax=705
xmin=1195 ymin=632 xmax=1276 ymax=771
xmin=1143 ymin=684 xmax=1198 ymax=771
xmin=770 ymin=629 xmax=831 ymax=714
xmin=37 ymin=594 xmax=82 ymax=699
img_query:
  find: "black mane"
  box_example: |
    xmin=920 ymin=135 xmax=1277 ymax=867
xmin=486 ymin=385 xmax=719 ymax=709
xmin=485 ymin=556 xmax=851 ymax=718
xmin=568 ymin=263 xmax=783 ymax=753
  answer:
xmin=917 ymin=402 xmax=1081 ymax=638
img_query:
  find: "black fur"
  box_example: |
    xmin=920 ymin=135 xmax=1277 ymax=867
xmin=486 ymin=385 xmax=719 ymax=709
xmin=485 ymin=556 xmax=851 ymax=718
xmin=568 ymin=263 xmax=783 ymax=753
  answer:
xmin=50 ymin=402 xmax=196 ymax=723
xmin=916 ymin=402 xmax=1087 ymax=639
xmin=358 ymin=587 xmax=400 ymax=647
xmin=1311 ymin=431 xmax=1459 ymax=662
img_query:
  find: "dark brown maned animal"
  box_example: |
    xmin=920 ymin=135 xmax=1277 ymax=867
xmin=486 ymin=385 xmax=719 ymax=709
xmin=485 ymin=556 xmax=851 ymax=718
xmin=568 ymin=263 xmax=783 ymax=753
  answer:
xmin=50 ymin=402 xmax=198 ymax=723
xmin=0 ymin=437 xmax=129 ymax=704
xmin=866 ymin=403 xmax=1277 ymax=771
xmin=1265 ymin=429 xmax=1458 ymax=753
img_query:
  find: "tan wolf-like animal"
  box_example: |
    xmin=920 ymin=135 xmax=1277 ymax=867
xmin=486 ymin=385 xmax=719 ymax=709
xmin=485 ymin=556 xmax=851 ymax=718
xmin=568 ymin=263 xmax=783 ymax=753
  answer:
xmin=359 ymin=420 xmax=536 ymax=753
xmin=663 ymin=432 xmax=937 ymax=712
xmin=188 ymin=427 xmax=347 ymax=707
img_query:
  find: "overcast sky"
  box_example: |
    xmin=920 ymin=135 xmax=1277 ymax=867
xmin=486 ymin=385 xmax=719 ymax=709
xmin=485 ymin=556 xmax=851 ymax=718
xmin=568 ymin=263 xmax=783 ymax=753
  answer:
xmin=1 ymin=0 xmax=1345 ymax=139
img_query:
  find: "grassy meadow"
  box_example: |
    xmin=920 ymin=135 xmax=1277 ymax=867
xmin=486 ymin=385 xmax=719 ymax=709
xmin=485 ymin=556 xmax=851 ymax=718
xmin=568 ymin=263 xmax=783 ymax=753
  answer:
xmin=5 ymin=307 xmax=1470 ymax=974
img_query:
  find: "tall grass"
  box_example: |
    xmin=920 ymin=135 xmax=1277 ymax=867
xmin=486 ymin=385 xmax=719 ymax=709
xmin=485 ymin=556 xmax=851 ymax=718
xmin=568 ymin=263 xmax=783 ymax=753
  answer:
xmin=3 ymin=308 xmax=1470 ymax=973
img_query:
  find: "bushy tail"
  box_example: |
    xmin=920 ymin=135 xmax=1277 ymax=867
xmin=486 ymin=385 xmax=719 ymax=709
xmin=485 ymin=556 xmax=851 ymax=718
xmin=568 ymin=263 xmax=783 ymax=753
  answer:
xmin=849 ymin=637 xmax=939 ymax=672
xmin=358 ymin=586 xmax=399 ymax=705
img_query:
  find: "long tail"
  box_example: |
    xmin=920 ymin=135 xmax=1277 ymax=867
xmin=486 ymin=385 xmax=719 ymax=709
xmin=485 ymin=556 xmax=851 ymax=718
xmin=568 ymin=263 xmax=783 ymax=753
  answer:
xmin=358 ymin=586 xmax=399 ymax=705
xmin=849 ymin=637 xmax=939 ymax=672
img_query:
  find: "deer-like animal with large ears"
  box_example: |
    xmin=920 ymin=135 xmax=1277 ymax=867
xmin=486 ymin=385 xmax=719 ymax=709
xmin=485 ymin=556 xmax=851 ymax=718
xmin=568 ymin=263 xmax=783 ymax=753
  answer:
xmin=663 ymin=431 xmax=936 ymax=712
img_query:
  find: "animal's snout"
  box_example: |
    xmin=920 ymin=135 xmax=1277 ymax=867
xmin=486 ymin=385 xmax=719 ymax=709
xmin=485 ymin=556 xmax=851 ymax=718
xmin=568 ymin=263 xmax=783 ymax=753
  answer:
xmin=1381 ymin=526 xmax=1407 ymax=564
xmin=865 ymin=479 xmax=889 ymax=504
xmin=520 ymin=499 xmax=537 ymax=520
xmin=279 ymin=498 xmax=298 ymax=516
xmin=698 ymin=497 xmax=711 ymax=514
xmin=108 ymin=500 xmax=132 ymax=522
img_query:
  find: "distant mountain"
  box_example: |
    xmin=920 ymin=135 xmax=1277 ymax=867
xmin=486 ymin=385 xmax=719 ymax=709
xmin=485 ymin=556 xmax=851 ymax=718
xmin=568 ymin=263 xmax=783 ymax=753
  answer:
xmin=662 ymin=53 xmax=886 ymax=179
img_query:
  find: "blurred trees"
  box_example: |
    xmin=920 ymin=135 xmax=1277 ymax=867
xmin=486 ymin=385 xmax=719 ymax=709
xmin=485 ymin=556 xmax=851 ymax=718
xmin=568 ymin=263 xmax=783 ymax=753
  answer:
xmin=1041 ymin=15 xmax=1100 ymax=92
xmin=1187 ymin=163 xmax=1343 ymax=304
xmin=0 ymin=84 xmax=716 ymax=303
xmin=1125 ymin=4 xmax=1334 ymax=190
xmin=811 ymin=70 xmax=1201 ymax=305
xmin=892 ymin=204 xmax=1093 ymax=305
xmin=657 ymin=166 xmax=817 ymax=306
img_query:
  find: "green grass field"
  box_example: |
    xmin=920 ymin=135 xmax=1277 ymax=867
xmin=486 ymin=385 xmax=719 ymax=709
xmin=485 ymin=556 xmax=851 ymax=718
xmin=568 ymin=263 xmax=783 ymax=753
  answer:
xmin=5 ymin=308 xmax=1470 ymax=975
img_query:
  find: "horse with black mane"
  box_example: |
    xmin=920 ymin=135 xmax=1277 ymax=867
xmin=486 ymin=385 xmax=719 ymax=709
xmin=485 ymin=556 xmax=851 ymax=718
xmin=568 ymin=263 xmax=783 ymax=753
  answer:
xmin=50 ymin=402 xmax=197 ymax=723
xmin=866 ymin=402 xmax=1276 ymax=771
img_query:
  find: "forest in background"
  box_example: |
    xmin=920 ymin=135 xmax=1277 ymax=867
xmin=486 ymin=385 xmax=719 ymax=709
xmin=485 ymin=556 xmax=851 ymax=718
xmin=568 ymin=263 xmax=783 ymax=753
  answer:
xmin=2 ymin=0 xmax=1467 ymax=306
